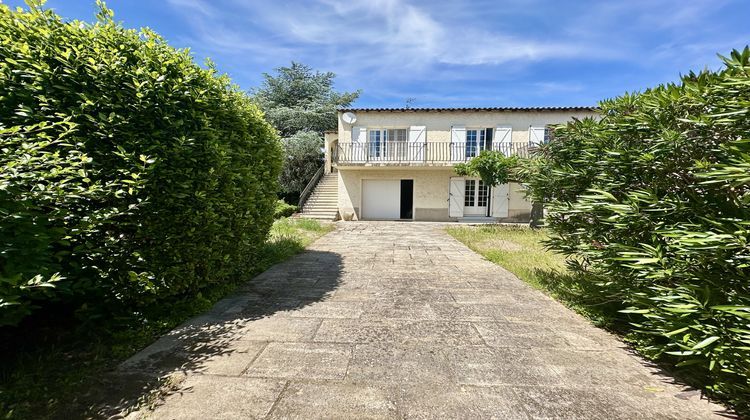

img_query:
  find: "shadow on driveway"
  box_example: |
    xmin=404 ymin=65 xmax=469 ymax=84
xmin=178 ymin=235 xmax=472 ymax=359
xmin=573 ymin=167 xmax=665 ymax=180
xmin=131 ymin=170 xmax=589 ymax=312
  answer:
xmin=83 ymin=249 xmax=343 ymax=418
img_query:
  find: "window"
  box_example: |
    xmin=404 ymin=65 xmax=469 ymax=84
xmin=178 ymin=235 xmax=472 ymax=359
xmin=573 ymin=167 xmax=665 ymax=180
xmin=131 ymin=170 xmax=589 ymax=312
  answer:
xmin=466 ymin=128 xmax=494 ymax=157
xmin=481 ymin=128 xmax=493 ymax=150
xmin=477 ymin=180 xmax=489 ymax=207
xmin=464 ymin=180 xmax=475 ymax=206
xmin=465 ymin=130 xmax=478 ymax=158
xmin=465 ymin=179 xmax=489 ymax=208
xmin=387 ymin=128 xmax=407 ymax=142
xmin=544 ymin=126 xmax=552 ymax=144
xmin=369 ymin=130 xmax=381 ymax=157
xmin=368 ymin=128 xmax=407 ymax=158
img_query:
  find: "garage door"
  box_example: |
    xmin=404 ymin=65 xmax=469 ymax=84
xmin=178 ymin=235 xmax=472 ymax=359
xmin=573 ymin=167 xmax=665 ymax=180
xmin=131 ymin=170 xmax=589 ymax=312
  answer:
xmin=362 ymin=180 xmax=400 ymax=220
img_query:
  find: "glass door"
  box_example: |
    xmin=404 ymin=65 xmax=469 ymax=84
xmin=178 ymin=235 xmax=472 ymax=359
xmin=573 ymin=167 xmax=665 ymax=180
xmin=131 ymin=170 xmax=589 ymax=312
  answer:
xmin=464 ymin=179 xmax=489 ymax=216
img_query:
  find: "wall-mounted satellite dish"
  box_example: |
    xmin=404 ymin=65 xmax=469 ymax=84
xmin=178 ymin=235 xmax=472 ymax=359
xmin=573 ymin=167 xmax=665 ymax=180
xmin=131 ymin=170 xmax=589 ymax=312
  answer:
xmin=342 ymin=112 xmax=357 ymax=124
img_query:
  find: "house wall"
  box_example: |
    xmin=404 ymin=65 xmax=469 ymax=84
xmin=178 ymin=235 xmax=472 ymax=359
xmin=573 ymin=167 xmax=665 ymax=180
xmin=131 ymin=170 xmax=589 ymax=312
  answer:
xmin=334 ymin=109 xmax=596 ymax=222
xmin=338 ymin=167 xmax=532 ymax=222
xmin=336 ymin=109 xmax=596 ymax=144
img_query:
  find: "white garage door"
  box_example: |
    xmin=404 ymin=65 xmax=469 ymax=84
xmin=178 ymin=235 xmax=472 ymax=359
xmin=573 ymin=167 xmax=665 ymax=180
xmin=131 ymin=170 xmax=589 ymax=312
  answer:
xmin=362 ymin=180 xmax=401 ymax=220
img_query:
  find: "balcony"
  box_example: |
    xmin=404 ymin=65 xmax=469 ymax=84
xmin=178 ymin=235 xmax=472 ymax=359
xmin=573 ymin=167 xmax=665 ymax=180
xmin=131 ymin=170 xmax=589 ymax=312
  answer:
xmin=333 ymin=141 xmax=532 ymax=166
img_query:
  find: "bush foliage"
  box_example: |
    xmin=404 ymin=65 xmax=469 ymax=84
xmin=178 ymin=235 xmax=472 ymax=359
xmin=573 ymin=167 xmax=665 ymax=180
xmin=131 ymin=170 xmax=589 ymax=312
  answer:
xmin=279 ymin=131 xmax=324 ymax=202
xmin=274 ymin=200 xmax=298 ymax=219
xmin=0 ymin=2 xmax=282 ymax=326
xmin=454 ymin=150 xmax=519 ymax=186
xmin=526 ymin=48 xmax=750 ymax=412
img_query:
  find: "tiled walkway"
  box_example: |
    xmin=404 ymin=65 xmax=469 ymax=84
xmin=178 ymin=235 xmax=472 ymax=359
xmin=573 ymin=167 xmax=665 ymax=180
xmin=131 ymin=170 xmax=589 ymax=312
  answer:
xmin=123 ymin=222 xmax=727 ymax=419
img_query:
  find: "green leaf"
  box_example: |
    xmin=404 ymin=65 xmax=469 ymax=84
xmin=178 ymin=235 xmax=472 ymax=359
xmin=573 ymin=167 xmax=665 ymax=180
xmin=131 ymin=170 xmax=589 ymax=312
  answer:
xmin=691 ymin=336 xmax=720 ymax=350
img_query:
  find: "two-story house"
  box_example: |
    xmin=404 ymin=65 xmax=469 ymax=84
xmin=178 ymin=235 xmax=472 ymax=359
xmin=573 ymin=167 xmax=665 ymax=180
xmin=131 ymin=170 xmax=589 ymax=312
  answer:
xmin=300 ymin=106 xmax=597 ymax=222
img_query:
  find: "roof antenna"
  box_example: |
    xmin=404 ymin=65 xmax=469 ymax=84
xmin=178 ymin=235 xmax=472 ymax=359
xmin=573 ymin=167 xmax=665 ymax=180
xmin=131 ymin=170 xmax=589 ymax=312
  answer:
xmin=405 ymin=97 xmax=416 ymax=109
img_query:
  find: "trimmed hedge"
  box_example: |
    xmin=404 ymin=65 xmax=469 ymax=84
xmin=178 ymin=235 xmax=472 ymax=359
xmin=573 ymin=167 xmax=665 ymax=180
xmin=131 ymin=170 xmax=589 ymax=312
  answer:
xmin=526 ymin=48 xmax=750 ymax=412
xmin=0 ymin=3 xmax=282 ymax=326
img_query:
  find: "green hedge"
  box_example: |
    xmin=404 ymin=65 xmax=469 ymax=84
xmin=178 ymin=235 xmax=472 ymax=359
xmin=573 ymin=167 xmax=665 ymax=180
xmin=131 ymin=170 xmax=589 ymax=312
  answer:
xmin=526 ymin=48 xmax=750 ymax=412
xmin=0 ymin=3 xmax=282 ymax=326
xmin=274 ymin=200 xmax=298 ymax=219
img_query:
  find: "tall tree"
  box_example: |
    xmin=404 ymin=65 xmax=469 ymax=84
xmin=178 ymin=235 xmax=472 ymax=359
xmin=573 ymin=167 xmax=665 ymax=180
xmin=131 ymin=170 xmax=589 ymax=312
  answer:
xmin=253 ymin=62 xmax=360 ymax=138
xmin=254 ymin=63 xmax=360 ymax=201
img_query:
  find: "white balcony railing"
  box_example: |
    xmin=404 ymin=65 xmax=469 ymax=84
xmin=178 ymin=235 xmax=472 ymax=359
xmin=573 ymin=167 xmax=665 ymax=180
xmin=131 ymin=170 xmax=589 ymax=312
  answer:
xmin=333 ymin=141 xmax=531 ymax=164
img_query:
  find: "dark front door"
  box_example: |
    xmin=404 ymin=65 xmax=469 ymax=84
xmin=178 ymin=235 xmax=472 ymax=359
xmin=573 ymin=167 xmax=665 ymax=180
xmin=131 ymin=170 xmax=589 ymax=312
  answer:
xmin=400 ymin=179 xmax=414 ymax=219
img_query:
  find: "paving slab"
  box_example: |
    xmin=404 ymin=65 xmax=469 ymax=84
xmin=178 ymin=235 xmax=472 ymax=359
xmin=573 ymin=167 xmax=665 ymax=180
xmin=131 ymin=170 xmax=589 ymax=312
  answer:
xmin=244 ymin=342 xmax=352 ymax=380
xmin=149 ymin=376 xmax=286 ymax=420
xmin=119 ymin=221 xmax=731 ymax=419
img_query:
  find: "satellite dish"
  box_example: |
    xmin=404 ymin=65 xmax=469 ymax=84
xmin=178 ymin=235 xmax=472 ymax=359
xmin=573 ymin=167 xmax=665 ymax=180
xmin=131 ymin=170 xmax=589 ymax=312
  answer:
xmin=342 ymin=112 xmax=357 ymax=124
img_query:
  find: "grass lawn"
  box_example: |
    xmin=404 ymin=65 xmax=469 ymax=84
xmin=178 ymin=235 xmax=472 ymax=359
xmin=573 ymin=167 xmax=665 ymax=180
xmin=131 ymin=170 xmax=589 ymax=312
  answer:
xmin=446 ymin=225 xmax=624 ymax=329
xmin=0 ymin=217 xmax=334 ymax=419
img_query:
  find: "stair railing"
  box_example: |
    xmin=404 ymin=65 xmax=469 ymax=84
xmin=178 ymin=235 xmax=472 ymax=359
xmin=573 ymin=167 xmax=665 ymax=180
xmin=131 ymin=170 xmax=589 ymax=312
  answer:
xmin=298 ymin=164 xmax=325 ymax=209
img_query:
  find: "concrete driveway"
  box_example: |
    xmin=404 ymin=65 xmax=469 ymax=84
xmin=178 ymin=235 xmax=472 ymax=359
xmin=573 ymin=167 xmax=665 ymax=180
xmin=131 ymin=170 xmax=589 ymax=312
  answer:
xmin=121 ymin=222 xmax=727 ymax=419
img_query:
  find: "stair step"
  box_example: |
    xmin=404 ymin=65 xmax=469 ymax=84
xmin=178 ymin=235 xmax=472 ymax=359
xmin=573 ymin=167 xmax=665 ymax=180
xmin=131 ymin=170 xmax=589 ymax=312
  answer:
xmin=304 ymin=204 xmax=337 ymax=208
xmin=300 ymin=173 xmax=338 ymax=221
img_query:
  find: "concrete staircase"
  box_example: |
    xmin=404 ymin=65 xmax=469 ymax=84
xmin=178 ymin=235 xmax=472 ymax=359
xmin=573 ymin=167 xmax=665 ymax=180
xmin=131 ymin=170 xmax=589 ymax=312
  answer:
xmin=299 ymin=173 xmax=339 ymax=221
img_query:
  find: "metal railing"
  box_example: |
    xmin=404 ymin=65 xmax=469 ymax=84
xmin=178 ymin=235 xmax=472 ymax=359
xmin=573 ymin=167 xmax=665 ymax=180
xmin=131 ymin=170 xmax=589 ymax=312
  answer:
xmin=298 ymin=164 xmax=325 ymax=209
xmin=333 ymin=141 xmax=531 ymax=164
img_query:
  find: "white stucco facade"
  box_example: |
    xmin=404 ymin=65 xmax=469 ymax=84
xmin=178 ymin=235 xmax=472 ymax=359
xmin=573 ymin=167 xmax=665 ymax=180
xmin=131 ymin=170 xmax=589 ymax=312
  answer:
xmin=328 ymin=107 xmax=597 ymax=222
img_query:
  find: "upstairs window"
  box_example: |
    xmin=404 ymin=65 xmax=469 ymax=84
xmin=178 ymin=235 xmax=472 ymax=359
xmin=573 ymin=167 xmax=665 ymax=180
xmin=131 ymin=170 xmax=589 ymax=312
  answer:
xmin=386 ymin=128 xmax=407 ymax=142
xmin=369 ymin=129 xmax=382 ymax=157
xmin=368 ymin=128 xmax=407 ymax=158
xmin=465 ymin=128 xmax=494 ymax=158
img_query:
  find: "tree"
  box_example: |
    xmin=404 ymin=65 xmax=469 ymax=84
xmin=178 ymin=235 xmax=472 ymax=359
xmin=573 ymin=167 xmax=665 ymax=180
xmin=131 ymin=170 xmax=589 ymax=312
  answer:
xmin=279 ymin=131 xmax=324 ymax=202
xmin=253 ymin=62 xmax=359 ymax=199
xmin=453 ymin=150 xmax=520 ymax=187
xmin=253 ymin=62 xmax=360 ymax=138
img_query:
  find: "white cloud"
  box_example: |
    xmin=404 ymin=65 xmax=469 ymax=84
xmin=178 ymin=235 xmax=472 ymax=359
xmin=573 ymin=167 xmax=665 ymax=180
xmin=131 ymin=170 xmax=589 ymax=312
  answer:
xmin=167 ymin=0 xmax=609 ymax=77
xmin=161 ymin=0 xmax=748 ymax=106
xmin=165 ymin=0 xmax=217 ymax=18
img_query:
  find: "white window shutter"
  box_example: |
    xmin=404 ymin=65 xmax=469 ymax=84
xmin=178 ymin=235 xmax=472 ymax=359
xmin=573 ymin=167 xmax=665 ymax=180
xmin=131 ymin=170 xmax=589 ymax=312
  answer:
xmin=494 ymin=126 xmax=512 ymax=156
xmin=450 ymin=125 xmax=466 ymax=161
xmin=351 ymin=126 xmax=366 ymax=162
xmin=352 ymin=126 xmax=366 ymax=142
xmin=529 ymin=126 xmax=545 ymax=145
xmin=408 ymin=125 xmax=426 ymax=161
xmin=490 ymin=183 xmax=509 ymax=217
xmin=449 ymin=177 xmax=465 ymax=218
xmin=408 ymin=126 xmax=425 ymax=143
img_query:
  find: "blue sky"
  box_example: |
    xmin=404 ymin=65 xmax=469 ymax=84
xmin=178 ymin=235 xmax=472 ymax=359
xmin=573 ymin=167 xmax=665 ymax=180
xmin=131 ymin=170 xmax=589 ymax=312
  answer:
xmin=6 ymin=0 xmax=749 ymax=107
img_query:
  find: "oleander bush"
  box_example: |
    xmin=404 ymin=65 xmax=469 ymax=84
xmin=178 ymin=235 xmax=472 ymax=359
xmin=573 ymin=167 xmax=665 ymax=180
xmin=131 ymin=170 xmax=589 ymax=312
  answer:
xmin=0 ymin=1 xmax=282 ymax=326
xmin=525 ymin=48 xmax=750 ymax=412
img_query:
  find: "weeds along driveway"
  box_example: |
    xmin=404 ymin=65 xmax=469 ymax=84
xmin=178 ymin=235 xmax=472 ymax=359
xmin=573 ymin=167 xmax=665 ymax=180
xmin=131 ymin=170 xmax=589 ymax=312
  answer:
xmin=112 ymin=222 xmax=728 ymax=419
